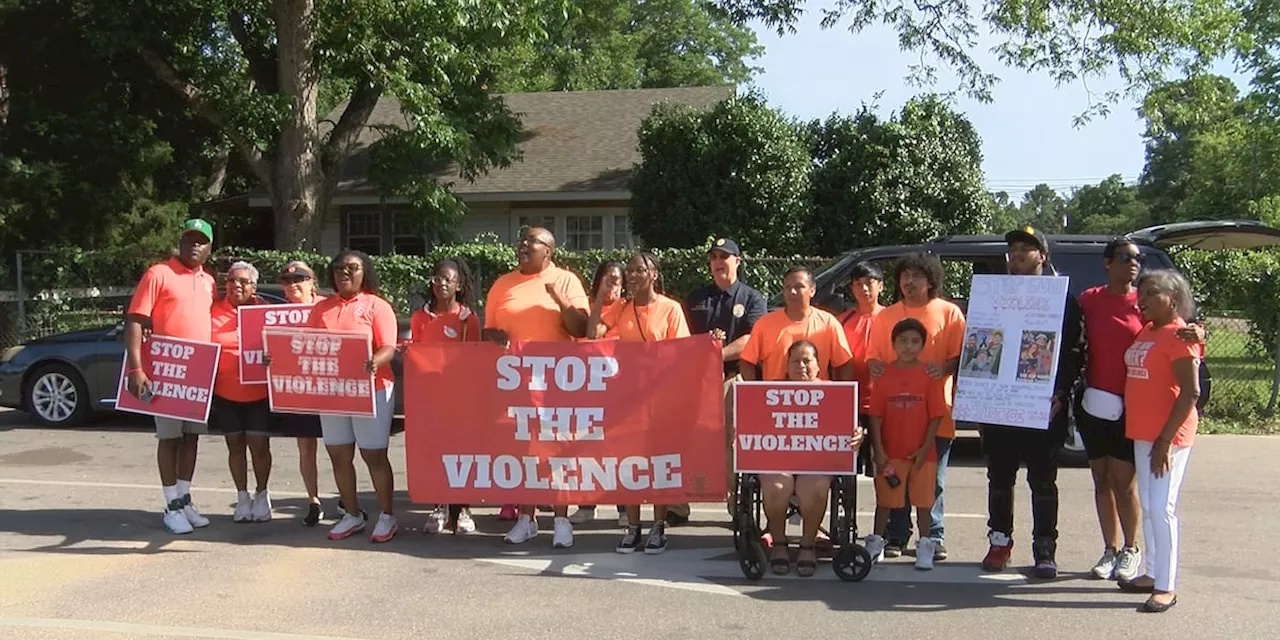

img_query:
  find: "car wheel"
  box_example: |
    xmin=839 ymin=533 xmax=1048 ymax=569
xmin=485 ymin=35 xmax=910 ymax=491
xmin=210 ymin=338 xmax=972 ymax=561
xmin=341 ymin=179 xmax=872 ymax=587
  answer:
xmin=24 ymin=364 xmax=91 ymax=427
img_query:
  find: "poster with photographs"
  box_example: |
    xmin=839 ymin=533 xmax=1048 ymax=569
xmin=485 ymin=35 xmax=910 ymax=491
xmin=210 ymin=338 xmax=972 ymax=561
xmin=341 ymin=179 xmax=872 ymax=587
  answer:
xmin=953 ymin=274 xmax=1069 ymax=430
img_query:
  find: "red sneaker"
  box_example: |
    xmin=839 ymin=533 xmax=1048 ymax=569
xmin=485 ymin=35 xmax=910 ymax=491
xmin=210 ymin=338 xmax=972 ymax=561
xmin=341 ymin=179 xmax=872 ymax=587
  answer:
xmin=983 ymin=532 xmax=1014 ymax=572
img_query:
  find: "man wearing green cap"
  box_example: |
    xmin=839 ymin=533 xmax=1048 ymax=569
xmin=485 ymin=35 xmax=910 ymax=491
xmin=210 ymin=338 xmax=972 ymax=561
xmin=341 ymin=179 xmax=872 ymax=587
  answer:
xmin=123 ymin=219 xmax=218 ymax=534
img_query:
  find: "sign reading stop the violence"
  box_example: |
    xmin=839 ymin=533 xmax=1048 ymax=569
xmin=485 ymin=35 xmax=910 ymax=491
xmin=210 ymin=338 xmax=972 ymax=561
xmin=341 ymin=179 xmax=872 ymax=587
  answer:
xmin=733 ymin=381 xmax=859 ymax=475
xmin=237 ymin=303 xmax=314 ymax=384
xmin=404 ymin=336 xmax=726 ymax=505
xmin=114 ymin=336 xmax=220 ymax=423
xmin=263 ymin=327 xmax=375 ymax=417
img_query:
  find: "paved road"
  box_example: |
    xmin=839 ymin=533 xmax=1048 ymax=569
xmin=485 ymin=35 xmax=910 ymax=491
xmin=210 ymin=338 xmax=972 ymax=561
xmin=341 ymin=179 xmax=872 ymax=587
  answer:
xmin=1 ymin=408 xmax=1277 ymax=639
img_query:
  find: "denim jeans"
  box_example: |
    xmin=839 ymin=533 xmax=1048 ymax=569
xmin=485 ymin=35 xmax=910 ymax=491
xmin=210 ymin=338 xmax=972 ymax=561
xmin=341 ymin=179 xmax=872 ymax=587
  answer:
xmin=885 ymin=436 xmax=952 ymax=543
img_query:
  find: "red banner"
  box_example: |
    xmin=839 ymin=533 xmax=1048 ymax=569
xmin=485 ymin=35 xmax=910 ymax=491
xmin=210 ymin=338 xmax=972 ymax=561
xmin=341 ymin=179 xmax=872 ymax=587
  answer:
xmin=114 ymin=336 xmax=220 ymax=423
xmin=263 ymin=327 xmax=374 ymax=417
xmin=237 ymin=303 xmax=314 ymax=384
xmin=733 ymin=381 xmax=859 ymax=475
xmin=404 ymin=336 xmax=726 ymax=504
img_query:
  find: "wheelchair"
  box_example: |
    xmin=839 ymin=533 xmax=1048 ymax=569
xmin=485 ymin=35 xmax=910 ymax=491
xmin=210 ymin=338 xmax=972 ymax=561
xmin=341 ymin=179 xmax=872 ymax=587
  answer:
xmin=730 ymin=454 xmax=874 ymax=582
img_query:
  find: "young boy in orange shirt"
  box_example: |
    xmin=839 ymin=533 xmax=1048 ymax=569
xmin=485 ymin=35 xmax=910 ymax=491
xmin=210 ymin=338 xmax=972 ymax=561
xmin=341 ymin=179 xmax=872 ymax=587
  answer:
xmin=865 ymin=318 xmax=947 ymax=570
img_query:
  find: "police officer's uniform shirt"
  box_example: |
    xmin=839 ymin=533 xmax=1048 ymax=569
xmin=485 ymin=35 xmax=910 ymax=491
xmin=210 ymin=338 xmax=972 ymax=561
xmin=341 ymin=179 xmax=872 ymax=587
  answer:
xmin=684 ymin=279 xmax=768 ymax=376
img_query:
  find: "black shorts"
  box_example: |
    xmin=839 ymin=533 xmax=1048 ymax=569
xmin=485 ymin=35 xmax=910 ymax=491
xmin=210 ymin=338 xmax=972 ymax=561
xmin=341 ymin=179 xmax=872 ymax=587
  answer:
xmin=275 ymin=412 xmax=323 ymax=438
xmin=1074 ymin=396 xmax=1135 ymax=463
xmin=210 ymin=396 xmax=275 ymax=436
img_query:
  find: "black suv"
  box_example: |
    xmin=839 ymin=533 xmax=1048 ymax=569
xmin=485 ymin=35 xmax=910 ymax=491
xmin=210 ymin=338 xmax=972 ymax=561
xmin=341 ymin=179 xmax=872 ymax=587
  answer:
xmin=791 ymin=220 xmax=1280 ymax=465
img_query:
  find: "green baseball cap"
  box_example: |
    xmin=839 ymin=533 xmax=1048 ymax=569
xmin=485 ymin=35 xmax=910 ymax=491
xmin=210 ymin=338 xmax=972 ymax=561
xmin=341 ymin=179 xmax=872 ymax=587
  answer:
xmin=181 ymin=218 xmax=213 ymax=243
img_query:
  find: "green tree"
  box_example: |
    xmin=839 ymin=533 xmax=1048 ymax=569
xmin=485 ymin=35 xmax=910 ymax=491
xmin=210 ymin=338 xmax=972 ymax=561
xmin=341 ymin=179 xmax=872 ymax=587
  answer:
xmin=804 ymin=95 xmax=992 ymax=255
xmin=1017 ymin=184 xmax=1067 ymax=233
xmin=69 ymin=0 xmax=556 ymax=250
xmin=629 ymin=94 xmax=811 ymax=254
xmin=989 ymin=191 xmax=1022 ymax=232
xmin=492 ymin=0 xmax=762 ymax=92
xmin=1064 ymin=175 xmax=1151 ymax=234
xmin=712 ymin=0 xmax=1243 ymax=120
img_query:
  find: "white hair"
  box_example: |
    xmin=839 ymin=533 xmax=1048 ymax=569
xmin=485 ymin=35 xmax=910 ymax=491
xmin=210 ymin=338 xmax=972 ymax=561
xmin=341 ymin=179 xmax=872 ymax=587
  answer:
xmin=227 ymin=261 xmax=259 ymax=284
xmin=1137 ymin=269 xmax=1196 ymax=321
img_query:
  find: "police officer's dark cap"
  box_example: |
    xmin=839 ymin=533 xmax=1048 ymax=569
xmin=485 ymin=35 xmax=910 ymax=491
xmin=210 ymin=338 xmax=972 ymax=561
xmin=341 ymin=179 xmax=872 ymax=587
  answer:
xmin=708 ymin=238 xmax=741 ymax=257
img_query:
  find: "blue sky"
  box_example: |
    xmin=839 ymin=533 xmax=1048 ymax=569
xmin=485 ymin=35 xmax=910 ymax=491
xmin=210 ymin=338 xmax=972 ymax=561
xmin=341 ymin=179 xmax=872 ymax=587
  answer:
xmin=746 ymin=5 xmax=1185 ymax=200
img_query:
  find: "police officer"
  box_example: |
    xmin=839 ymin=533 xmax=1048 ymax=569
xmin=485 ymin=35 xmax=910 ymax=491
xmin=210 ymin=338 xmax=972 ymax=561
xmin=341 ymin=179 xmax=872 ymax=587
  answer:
xmin=684 ymin=237 xmax=768 ymax=516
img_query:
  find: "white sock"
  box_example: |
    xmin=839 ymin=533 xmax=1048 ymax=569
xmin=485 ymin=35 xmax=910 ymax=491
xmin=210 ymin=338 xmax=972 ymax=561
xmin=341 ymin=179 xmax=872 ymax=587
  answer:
xmin=162 ymin=485 xmax=178 ymax=505
xmin=175 ymin=479 xmax=192 ymax=498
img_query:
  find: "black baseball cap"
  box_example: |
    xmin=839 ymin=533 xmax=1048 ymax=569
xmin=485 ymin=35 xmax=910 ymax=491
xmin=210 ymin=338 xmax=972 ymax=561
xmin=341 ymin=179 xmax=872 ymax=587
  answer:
xmin=708 ymin=238 xmax=741 ymax=257
xmin=1005 ymin=226 xmax=1050 ymax=255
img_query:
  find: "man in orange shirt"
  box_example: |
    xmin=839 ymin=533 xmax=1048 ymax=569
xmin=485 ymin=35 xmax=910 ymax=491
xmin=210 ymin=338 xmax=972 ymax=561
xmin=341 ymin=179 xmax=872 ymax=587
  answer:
xmin=741 ymin=266 xmax=854 ymax=383
xmin=865 ymin=252 xmax=965 ymax=561
xmin=838 ymin=261 xmax=884 ymax=427
xmin=981 ymin=227 xmax=1085 ymax=579
xmin=483 ymin=226 xmax=590 ymax=548
xmin=123 ymin=219 xmax=217 ymax=535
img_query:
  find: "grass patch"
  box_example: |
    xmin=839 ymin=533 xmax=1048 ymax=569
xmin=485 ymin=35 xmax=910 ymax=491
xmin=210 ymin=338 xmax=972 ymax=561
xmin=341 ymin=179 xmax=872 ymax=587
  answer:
xmin=1201 ymin=319 xmax=1276 ymax=420
xmin=1199 ymin=415 xmax=1280 ymax=436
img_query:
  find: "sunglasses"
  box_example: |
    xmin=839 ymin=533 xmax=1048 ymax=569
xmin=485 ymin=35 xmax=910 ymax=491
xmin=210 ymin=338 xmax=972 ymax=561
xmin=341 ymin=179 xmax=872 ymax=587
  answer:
xmin=1111 ymin=251 xmax=1143 ymax=264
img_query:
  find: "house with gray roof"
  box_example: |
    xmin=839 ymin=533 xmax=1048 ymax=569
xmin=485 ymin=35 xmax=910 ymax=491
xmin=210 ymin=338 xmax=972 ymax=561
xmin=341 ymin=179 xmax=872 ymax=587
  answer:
xmin=237 ymin=85 xmax=733 ymax=255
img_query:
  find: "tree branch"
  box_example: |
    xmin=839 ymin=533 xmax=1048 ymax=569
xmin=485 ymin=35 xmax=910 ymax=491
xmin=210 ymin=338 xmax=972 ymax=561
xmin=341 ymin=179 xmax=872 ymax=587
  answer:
xmin=321 ymin=80 xmax=382 ymax=181
xmin=226 ymin=11 xmax=279 ymax=95
xmin=136 ymin=47 xmax=273 ymax=192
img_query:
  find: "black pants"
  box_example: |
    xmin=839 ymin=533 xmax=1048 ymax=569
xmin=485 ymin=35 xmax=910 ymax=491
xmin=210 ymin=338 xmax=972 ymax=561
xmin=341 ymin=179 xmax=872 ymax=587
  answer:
xmin=984 ymin=425 xmax=1059 ymax=540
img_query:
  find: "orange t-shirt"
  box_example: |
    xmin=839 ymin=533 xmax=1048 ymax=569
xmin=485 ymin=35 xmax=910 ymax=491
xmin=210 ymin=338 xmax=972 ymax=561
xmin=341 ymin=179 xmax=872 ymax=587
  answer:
xmin=210 ymin=297 xmax=269 ymax=403
xmin=866 ymin=299 xmax=966 ymax=438
xmin=126 ymin=257 xmax=216 ymax=341
xmin=601 ymin=294 xmax=690 ymax=342
xmin=483 ymin=264 xmax=588 ymax=343
xmin=307 ymin=291 xmax=399 ymax=389
xmin=840 ymin=306 xmax=883 ymax=412
xmin=741 ymin=308 xmax=853 ymax=381
xmin=410 ymin=305 xmax=481 ymax=343
xmin=867 ymin=362 xmax=947 ymax=460
xmin=1124 ymin=319 xmax=1203 ymax=446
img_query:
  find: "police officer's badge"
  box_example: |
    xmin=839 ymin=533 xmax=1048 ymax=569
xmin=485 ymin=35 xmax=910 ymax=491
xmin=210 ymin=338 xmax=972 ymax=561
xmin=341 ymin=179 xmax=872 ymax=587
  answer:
xmin=732 ymin=303 xmax=745 ymax=318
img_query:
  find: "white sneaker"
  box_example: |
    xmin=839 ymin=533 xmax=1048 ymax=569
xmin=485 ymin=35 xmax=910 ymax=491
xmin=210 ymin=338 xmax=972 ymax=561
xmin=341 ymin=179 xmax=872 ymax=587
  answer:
xmin=181 ymin=495 xmax=210 ymax=528
xmin=915 ymin=537 xmax=937 ymax=571
xmin=163 ymin=501 xmax=194 ymax=535
xmin=371 ymin=513 xmax=397 ymax=543
xmin=1091 ymin=547 xmax=1118 ymax=580
xmin=1115 ymin=546 xmax=1142 ymax=582
xmin=618 ymin=512 xmax=631 ymax=528
xmin=423 ymin=506 xmax=448 ymax=534
xmin=568 ymin=507 xmax=596 ymax=524
xmin=232 ymin=493 xmax=253 ymax=523
xmin=552 ymin=517 xmax=574 ymax=548
xmin=455 ymin=510 xmax=476 ymax=534
xmin=504 ymin=515 xmax=538 ymax=544
xmin=864 ymin=534 xmax=886 ymax=563
xmin=328 ymin=511 xmax=367 ymax=540
xmin=250 ymin=490 xmax=272 ymax=522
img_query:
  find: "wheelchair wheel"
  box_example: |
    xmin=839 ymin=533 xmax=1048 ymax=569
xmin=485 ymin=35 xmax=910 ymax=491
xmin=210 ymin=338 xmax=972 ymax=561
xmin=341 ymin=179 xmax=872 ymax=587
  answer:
xmin=833 ymin=544 xmax=873 ymax=582
xmin=738 ymin=535 xmax=768 ymax=581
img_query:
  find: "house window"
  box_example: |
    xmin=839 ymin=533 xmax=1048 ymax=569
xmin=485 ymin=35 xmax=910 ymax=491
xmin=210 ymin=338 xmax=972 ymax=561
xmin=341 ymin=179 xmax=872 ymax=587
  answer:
xmin=392 ymin=212 xmax=426 ymax=255
xmin=517 ymin=215 xmax=556 ymax=237
xmin=565 ymin=215 xmax=604 ymax=250
xmin=345 ymin=210 xmax=382 ymax=255
xmin=613 ymin=215 xmax=632 ymax=249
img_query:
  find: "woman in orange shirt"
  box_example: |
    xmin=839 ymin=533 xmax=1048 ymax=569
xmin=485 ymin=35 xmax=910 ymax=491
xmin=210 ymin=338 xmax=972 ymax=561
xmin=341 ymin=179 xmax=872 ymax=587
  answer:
xmin=410 ymin=257 xmax=482 ymax=535
xmin=586 ymin=252 xmax=690 ymax=555
xmin=209 ymin=261 xmax=275 ymax=522
xmin=1120 ymin=269 xmax=1202 ymax=613
xmin=305 ymin=250 xmax=399 ymax=543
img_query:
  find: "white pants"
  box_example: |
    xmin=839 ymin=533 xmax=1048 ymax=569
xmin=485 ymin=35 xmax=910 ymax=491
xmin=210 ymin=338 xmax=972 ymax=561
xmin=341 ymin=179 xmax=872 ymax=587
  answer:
xmin=1134 ymin=439 xmax=1192 ymax=592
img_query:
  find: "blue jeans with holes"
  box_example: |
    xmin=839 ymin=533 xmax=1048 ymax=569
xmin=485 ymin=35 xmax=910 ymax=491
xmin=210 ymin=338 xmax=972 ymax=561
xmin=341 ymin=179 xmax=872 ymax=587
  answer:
xmin=885 ymin=436 xmax=952 ymax=543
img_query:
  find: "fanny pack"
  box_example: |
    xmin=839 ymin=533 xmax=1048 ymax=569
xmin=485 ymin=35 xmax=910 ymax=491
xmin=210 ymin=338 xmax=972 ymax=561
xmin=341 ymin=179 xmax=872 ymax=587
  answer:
xmin=1081 ymin=387 xmax=1124 ymax=421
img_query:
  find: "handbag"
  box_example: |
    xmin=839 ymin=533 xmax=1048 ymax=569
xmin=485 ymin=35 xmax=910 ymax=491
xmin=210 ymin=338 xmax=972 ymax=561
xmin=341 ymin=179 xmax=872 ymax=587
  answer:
xmin=1081 ymin=387 xmax=1124 ymax=421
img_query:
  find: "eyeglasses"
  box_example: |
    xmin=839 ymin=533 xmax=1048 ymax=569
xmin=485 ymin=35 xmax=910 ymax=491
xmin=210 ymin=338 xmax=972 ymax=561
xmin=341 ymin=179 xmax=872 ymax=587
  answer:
xmin=332 ymin=263 xmax=363 ymax=275
xmin=517 ymin=236 xmax=549 ymax=248
xmin=430 ymin=276 xmax=458 ymax=285
xmin=227 ymin=277 xmax=256 ymax=286
xmin=1111 ymin=251 xmax=1143 ymax=264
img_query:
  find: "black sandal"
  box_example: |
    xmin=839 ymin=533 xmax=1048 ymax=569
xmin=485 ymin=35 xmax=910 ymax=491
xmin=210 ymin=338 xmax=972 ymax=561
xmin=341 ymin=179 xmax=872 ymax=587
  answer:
xmin=796 ymin=544 xmax=817 ymax=578
xmin=770 ymin=545 xmax=791 ymax=575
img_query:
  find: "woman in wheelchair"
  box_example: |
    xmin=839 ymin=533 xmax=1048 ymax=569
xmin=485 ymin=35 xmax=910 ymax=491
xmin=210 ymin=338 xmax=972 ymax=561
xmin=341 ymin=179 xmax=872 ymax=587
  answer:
xmin=760 ymin=340 xmax=851 ymax=576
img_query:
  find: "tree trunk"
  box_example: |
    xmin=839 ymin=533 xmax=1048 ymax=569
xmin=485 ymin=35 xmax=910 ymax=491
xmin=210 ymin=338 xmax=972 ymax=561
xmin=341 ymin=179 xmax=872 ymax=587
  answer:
xmin=204 ymin=145 xmax=230 ymax=199
xmin=271 ymin=0 xmax=324 ymax=251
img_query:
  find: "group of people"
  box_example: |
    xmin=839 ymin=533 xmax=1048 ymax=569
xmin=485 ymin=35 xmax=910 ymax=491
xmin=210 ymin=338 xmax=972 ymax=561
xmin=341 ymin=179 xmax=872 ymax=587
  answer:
xmin=124 ymin=219 xmax=1202 ymax=613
